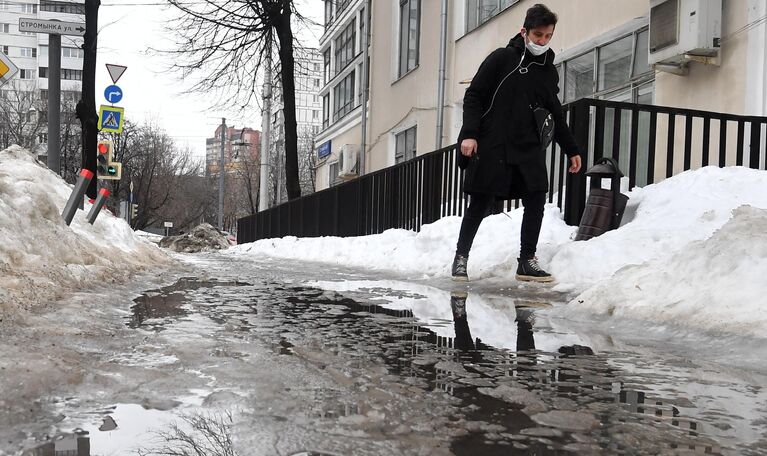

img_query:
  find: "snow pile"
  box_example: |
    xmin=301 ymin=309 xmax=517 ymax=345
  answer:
xmin=230 ymin=166 xmax=767 ymax=337
xmin=569 ymin=204 xmax=767 ymax=338
xmin=0 ymin=145 xmax=171 ymax=317
xmin=158 ymin=223 xmax=231 ymax=252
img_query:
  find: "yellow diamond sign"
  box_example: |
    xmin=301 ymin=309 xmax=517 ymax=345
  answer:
xmin=0 ymin=52 xmax=19 ymax=87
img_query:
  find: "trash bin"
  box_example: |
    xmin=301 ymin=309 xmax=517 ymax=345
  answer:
xmin=575 ymin=157 xmax=629 ymax=241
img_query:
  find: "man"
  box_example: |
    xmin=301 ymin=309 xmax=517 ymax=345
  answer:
xmin=452 ymin=3 xmax=581 ymax=283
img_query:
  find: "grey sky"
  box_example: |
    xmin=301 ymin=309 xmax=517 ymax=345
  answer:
xmin=97 ymin=1 xmax=324 ymax=160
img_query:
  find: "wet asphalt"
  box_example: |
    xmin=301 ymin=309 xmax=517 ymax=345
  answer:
xmin=6 ymin=252 xmax=767 ymax=455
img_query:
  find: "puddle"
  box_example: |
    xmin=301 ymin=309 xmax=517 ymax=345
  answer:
xmin=128 ymin=278 xmax=250 ymax=328
xmin=21 ymin=274 xmax=767 ymax=455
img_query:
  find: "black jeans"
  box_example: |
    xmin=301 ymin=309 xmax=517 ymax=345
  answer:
xmin=455 ymin=191 xmax=546 ymax=260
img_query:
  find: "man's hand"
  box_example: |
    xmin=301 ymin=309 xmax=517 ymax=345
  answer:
xmin=461 ymin=139 xmax=478 ymax=157
xmin=568 ymin=155 xmax=582 ymax=173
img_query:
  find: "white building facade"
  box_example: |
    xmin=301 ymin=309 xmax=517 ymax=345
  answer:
xmin=353 ymin=0 xmax=767 ymax=189
xmin=313 ymin=0 xmax=369 ymax=191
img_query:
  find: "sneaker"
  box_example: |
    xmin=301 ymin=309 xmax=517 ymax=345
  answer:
xmin=516 ymin=257 xmax=554 ymax=283
xmin=451 ymin=254 xmax=469 ymax=281
xmin=450 ymin=291 xmax=468 ymax=319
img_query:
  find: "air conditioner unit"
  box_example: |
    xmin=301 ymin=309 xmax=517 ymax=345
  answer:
xmin=648 ymin=0 xmax=721 ymax=68
xmin=338 ymin=144 xmax=359 ymax=179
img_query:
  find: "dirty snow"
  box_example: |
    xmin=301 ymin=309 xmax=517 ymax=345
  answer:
xmin=0 ymin=145 xmax=171 ymax=318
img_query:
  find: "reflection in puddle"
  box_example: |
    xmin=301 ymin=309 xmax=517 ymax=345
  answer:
xmin=128 ymin=278 xmax=250 ymax=328
xmin=23 ymin=431 xmax=90 ymax=456
xmin=25 ymin=276 xmax=764 ymax=455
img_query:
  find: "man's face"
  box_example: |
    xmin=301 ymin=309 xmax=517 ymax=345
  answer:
xmin=522 ymin=24 xmax=555 ymax=46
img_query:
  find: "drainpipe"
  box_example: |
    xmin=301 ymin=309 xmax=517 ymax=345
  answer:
xmin=435 ymin=0 xmax=448 ymax=149
xmin=359 ymin=0 xmax=371 ymax=175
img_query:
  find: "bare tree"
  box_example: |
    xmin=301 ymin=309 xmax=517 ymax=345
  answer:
xmin=0 ymin=82 xmax=46 ymax=153
xmin=297 ymin=125 xmax=316 ymax=195
xmin=165 ymin=0 xmax=314 ymax=201
xmin=0 ymin=82 xmax=83 ymax=183
xmin=104 ymin=120 xmax=210 ymax=231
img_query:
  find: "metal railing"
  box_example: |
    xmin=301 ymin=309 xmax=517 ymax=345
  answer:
xmin=238 ymin=99 xmax=767 ymax=243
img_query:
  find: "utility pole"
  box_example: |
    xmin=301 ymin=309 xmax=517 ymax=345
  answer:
xmin=359 ymin=0 xmax=371 ymax=175
xmin=218 ymin=117 xmax=226 ymax=231
xmin=259 ymin=51 xmax=272 ymax=211
xmin=436 ymin=0 xmax=448 ymax=149
xmin=77 ymin=0 xmax=99 ymax=200
xmin=47 ymin=33 xmax=61 ymax=174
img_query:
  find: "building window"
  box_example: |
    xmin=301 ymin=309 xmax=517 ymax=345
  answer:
xmin=561 ymin=27 xmax=653 ymax=103
xmin=329 ymin=161 xmax=340 ymax=186
xmin=0 ymin=2 xmax=8 ymax=11
xmin=20 ymin=3 xmax=37 ymax=13
xmin=332 ymin=70 xmax=355 ymax=121
xmin=598 ymin=35 xmax=632 ymax=92
xmin=334 ymin=21 xmax=355 ymax=72
xmin=322 ymin=94 xmax=330 ymax=128
xmin=1 ymin=24 xmax=9 ymax=34
xmin=39 ymin=67 xmax=83 ymax=80
xmin=19 ymin=47 xmax=36 ymax=58
xmin=19 ymin=69 xmax=35 ymax=79
xmin=564 ymin=51 xmax=595 ymax=102
xmin=1 ymin=45 xmax=7 ymax=55
xmin=40 ymin=0 xmax=84 ymax=14
xmin=323 ymin=49 xmax=330 ymax=84
xmin=398 ymin=0 xmax=420 ymax=77
xmin=466 ymin=0 xmax=520 ymax=33
xmin=395 ymin=126 xmax=417 ymax=164
xmin=62 ymin=47 xmax=84 ymax=59
xmin=324 ymin=0 xmax=334 ymax=28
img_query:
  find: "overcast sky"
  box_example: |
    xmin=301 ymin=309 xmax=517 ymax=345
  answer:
xmin=97 ymin=1 xmax=324 ymax=160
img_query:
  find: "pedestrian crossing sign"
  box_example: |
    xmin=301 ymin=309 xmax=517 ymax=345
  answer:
xmin=98 ymin=105 xmax=124 ymax=134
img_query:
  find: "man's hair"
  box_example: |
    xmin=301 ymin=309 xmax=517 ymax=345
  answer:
xmin=523 ymin=3 xmax=558 ymax=31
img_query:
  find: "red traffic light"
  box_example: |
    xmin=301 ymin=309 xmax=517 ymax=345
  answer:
xmin=98 ymin=142 xmax=109 ymax=154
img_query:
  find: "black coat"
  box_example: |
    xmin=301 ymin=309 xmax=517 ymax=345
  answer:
xmin=458 ymin=34 xmax=580 ymax=198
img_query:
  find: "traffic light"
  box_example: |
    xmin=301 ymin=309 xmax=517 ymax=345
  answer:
xmin=96 ymin=140 xmax=122 ymax=180
xmin=130 ymin=203 xmax=138 ymax=219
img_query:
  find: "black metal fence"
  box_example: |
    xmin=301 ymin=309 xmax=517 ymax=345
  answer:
xmin=238 ymin=98 xmax=767 ymax=244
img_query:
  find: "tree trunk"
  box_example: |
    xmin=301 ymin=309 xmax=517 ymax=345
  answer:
xmin=275 ymin=5 xmax=300 ymax=200
xmin=78 ymin=0 xmax=99 ymax=200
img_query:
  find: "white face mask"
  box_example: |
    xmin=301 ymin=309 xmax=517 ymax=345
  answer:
xmin=526 ymin=40 xmax=550 ymax=56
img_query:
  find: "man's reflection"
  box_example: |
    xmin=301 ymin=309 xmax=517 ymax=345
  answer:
xmin=449 ymin=291 xmax=537 ymax=353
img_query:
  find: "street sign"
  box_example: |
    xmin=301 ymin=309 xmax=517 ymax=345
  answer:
xmin=105 ymin=64 xmax=127 ymax=84
xmin=18 ymin=18 xmax=85 ymax=36
xmin=318 ymin=140 xmax=332 ymax=159
xmin=104 ymin=85 xmax=123 ymax=104
xmin=0 ymin=52 xmax=18 ymax=87
xmin=98 ymin=105 xmax=124 ymax=134
xmin=164 ymin=222 xmax=173 ymax=228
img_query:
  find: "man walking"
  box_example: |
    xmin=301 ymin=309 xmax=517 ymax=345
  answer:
xmin=452 ymin=3 xmax=581 ymax=283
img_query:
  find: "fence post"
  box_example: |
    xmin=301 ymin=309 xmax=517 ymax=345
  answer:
xmin=564 ymin=100 xmax=589 ymax=226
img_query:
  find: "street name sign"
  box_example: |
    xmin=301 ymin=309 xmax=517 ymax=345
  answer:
xmin=105 ymin=64 xmax=127 ymax=84
xmin=19 ymin=18 xmax=85 ymax=36
xmin=0 ymin=52 xmax=19 ymax=87
xmin=98 ymin=105 xmax=125 ymax=134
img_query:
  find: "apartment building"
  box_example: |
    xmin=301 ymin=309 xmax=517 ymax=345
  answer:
xmin=268 ymin=47 xmax=323 ymax=204
xmin=314 ymin=0 xmax=369 ymax=190
xmin=0 ymin=0 xmax=84 ymax=153
xmin=356 ymin=0 xmax=766 ymax=189
xmin=205 ymin=125 xmax=260 ymax=177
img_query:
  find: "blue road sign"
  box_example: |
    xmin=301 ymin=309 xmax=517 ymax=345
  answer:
xmin=104 ymin=85 xmax=123 ymax=104
xmin=318 ymin=140 xmax=331 ymax=159
xmin=98 ymin=105 xmax=124 ymax=134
